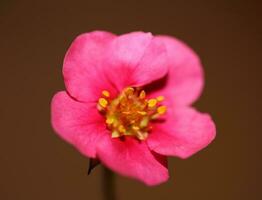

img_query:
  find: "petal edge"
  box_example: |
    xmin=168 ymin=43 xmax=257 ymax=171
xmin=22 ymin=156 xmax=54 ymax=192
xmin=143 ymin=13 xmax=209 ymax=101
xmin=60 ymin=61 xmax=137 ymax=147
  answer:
xmin=147 ymin=107 xmax=216 ymax=159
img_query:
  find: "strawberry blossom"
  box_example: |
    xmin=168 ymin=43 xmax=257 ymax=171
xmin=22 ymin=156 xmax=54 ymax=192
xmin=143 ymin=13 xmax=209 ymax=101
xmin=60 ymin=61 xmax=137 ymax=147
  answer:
xmin=51 ymin=31 xmax=216 ymax=186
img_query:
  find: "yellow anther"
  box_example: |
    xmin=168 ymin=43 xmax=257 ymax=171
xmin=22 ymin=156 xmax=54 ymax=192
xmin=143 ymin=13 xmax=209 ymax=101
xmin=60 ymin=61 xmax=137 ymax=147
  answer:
xmin=139 ymin=90 xmax=146 ymax=99
xmin=137 ymin=111 xmax=147 ymax=115
xmin=112 ymin=130 xmax=120 ymax=138
xmin=112 ymin=120 xmax=119 ymax=128
xmin=136 ymin=131 xmax=148 ymax=140
xmin=118 ymin=125 xmax=126 ymax=133
xmin=157 ymin=106 xmax=167 ymax=115
xmin=123 ymin=131 xmax=133 ymax=136
xmin=151 ymin=114 xmax=159 ymax=120
xmin=130 ymin=120 xmax=136 ymax=124
xmin=125 ymin=87 xmax=134 ymax=95
xmin=132 ymin=126 xmax=140 ymax=131
xmin=102 ymin=90 xmax=110 ymax=97
xmin=156 ymin=96 xmax=165 ymax=102
xmin=148 ymin=99 xmax=157 ymax=107
xmin=106 ymin=117 xmax=114 ymax=125
xmin=98 ymin=98 xmax=108 ymax=108
xmin=140 ymin=117 xmax=149 ymax=128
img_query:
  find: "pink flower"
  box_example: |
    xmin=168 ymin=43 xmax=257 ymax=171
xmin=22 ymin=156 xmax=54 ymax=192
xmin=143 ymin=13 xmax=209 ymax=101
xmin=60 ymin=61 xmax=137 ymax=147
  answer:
xmin=51 ymin=31 xmax=216 ymax=186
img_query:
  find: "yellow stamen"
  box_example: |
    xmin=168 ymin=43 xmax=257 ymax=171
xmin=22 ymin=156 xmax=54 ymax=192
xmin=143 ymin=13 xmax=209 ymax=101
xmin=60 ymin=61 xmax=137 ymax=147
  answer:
xmin=139 ymin=90 xmax=146 ymax=99
xmin=130 ymin=120 xmax=136 ymax=124
xmin=106 ymin=117 xmax=114 ymax=125
xmin=125 ymin=87 xmax=134 ymax=96
xmin=140 ymin=117 xmax=149 ymax=128
xmin=102 ymin=90 xmax=110 ymax=97
xmin=148 ymin=99 xmax=157 ymax=107
xmin=136 ymin=131 xmax=148 ymax=140
xmin=118 ymin=125 xmax=126 ymax=133
xmin=137 ymin=111 xmax=147 ymax=115
xmin=98 ymin=87 xmax=167 ymax=141
xmin=98 ymin=98 xmax=108 ymax=108
xmin=156 ymin=96 xmax=165 ymax=102
xmin=124 ymin=131 xmax=133 ymax=136
xmin=112 ymin=130 xmax=120 ymax=138
xmin=132 ymin=126 xmax=140 ymax=131
xmin=157 ymin=106 xmax=167 ymax=115
xmin=151 ymin=114 xmax=159 ymax=120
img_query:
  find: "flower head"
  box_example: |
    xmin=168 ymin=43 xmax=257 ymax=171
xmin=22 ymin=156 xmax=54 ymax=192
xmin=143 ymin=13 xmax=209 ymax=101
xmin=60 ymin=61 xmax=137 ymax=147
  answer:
xmin=51 ymin=31 xmax=216 ymax=186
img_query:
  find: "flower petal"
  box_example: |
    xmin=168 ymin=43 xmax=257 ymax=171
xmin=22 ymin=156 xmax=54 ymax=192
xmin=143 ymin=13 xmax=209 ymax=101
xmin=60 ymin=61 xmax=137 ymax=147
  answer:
xmin=97 ymin=136 xmax=169 ymax=186
xmin=147 ymin=107 xmax=216 ymax=159
xmin=63 ymin=31 xmax=117 ymax=102
xmin=51 ymin=91 xmax=108 ymax=158
xmin=150 ymin=36 xmax=204 ymax=106
xmin=103 ymin=32 xmax=169 ymax=90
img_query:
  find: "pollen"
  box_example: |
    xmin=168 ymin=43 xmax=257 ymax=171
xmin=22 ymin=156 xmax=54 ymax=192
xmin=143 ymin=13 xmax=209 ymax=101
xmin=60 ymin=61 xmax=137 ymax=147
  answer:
xmin=132 ymin=126 xmax=140 ymax=131
xmin=137 ymin=111 xmax=147 ymax=115
xmin=148 ymin=99 xmax=157 ymax=108
xmin=156 ymin=96 xmax=165 ymax=102
xmin=97 ymin=87 xmax=167 ymax=140
xmin=157 ymin=106 xmax=167 ymax=114
xmin=98 ymin=98 xmax=108 ymax=108
xmin=102 ymin=90 xmax=110 ymax=97
xmin=139 ymin=90 xmax=146 ymax=99
xmin=106 ymin=117 xmax=114 ymax=125
xmin=118 ymin=125 xmax=126 ymax=133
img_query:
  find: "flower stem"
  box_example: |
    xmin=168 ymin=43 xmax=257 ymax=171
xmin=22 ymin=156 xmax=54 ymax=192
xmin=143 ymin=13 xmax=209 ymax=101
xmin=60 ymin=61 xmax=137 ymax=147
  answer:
xmin=102 ymin=166 xmax=116 ymax=200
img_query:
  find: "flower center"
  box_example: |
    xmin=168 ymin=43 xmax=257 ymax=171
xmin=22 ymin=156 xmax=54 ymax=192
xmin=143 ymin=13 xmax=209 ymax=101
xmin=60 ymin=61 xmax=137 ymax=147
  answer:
xmin=97 ymin=87 xmax=167 ymax=140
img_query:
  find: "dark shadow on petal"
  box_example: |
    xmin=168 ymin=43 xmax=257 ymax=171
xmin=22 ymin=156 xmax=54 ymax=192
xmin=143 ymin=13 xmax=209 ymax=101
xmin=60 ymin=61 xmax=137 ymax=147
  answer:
xmin=151 ymin=150 xmax=168 ymax=168
xmin=144 ymin=74 xmax=168 ymax=94
xmin=151 ymin=118 xmax=166 ymax=123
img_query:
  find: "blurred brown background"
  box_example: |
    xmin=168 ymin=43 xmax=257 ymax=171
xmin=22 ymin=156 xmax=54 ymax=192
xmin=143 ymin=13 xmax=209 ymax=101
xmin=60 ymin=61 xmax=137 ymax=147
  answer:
xmin=1 ymin=0 xmax=261 ymax=199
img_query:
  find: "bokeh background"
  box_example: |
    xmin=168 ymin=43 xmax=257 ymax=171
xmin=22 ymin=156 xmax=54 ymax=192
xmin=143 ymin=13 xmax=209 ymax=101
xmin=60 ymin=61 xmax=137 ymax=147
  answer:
xmin=1 ymin=0 xmax=261 ymax=199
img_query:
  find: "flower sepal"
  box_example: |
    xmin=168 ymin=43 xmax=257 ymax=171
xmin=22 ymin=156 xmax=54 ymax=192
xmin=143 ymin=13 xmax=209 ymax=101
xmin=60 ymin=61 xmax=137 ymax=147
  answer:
xmin=88 ymin=158 xmax=100 ymax=175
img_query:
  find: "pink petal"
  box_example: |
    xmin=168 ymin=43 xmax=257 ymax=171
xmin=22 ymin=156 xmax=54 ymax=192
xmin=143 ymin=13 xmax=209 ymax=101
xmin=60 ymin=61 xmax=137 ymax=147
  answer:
xmin=150 ymin=35 xmax=204 ymax=106
xmin=103 ymin=32 xmax=169 ymax=91
xmin=63 ymin=31 xmax=118 ymax=102
xmin=147 ymin=107 xmax=216 ymax=159
xmin=97 ymin=135 xmax=169 ymax=186
xmin=51 ymin=91 xmax=108 ymax=158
